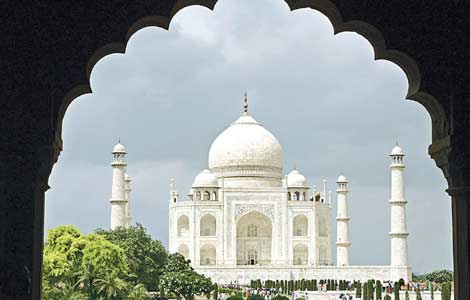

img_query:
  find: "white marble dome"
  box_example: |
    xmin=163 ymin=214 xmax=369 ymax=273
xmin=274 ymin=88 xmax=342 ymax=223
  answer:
xmin=287 ymin=169 xmax=308 ymax=187
xmin=192 ymin=169 xmax=218 ymax=187
xmin=208 ymin=114 xmax=283 ymax=177
xmin=112 ymin=143 xmax=127 ymax=154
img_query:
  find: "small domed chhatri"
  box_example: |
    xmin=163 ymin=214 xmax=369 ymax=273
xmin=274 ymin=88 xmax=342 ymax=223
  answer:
xmin=112 ymin=142 xmax=127 ymax=154
xmin=192 ymin=169 xmax=218 ymax=188
xmin=287 ymin=169 xmax=308 ymax=187
xmin=337 ymin=174 xmax=348 ymax=183
xmin=390 ymin=143 xmax=404 ymax=156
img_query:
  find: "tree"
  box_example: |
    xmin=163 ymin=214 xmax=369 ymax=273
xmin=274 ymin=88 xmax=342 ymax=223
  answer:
xmin=127 ymin=284 xmax=149 ymax=300
xmin=43 ymin=226 xmax=130 ymax=300
xmin=376 ymin=281 xmax=382 ymax=300
xmin=430 ymin=281 xmax=434 ymax=300
xmin=356 ymin=282 xmax=362 ymax=298
xmin=96 ymin=224 xmax=168 ymax=291
xmin=160 ymin=253 xmax=213 ymax=300
xmin=78 ymin=234 xmax=129 ymax=299
xmin=95 ymin=272 xmax=128 ymax=300
xmin=416 ymin=286 xmax=422 ymax=300
xmin=394 ymin=282 xmax=400 ymax=300
xmin=213 ymin=283 xmax=218 ymax=300
xmin=362 ymin=282 xmax=367 ymax=300
xmin=441 ymin=282 xmax=451 ymax=300
xmin=424 ymin=270 xmax=453 ymax=284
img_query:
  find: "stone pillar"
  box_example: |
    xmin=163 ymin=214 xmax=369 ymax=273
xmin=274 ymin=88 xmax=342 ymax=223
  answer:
xmin=446 ymin=131 xmax=470 ymax=300
xmin=336 ymin=175 xmax=351 ymax=266
xmin=0 ymin=142 xmax=58 ymax=300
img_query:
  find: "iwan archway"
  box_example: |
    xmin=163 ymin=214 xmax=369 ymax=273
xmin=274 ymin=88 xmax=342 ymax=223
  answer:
xmin=236 ymin=211 xmax=273 ymax=266
xmin=2 ymin=1 xmax=468 ymax=300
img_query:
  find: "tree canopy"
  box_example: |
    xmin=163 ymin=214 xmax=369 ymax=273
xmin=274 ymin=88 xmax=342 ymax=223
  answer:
xmin=96 ymin=223 xmax=167 ymax=291
xmin=159 ymin=253 xmax=214 ymax=300
xmin=43 ymin=225 xmax=147 ymax=300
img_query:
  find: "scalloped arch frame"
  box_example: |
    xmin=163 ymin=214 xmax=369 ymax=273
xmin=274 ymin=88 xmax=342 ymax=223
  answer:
xmin=57 ymin=0 xmax=447 ymax=159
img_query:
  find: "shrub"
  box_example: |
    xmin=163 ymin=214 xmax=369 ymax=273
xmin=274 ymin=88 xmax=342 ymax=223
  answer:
xmin=394 ymin=282 xmax=400 ymax=300
xmin=416 ymin=287 xmax=422 ymax=300
xmin=273 ymin=295 xmax=289 ymax=300
xmin=441 ymin=282 xmax=451 ymax=300
xmin=247 ymin=294 xmax=265 ymax=300
xmin=227 ymin=294 xmax=244 ymax=300
xmin=376 ymin=280 xmax=382 ymax=300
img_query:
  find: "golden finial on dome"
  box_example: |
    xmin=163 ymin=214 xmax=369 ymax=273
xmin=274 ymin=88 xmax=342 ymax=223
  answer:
xmin=243 ymin=92 xmax=248 ymax=115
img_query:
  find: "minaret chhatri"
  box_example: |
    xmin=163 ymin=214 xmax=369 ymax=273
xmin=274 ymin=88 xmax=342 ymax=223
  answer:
xmin=124 ymin=173 xmax=132 ymax=227
xmin=110 ymin=142 xmax=128 ymax=229
xmin=389 ymin=143 xmax=409 ymax=266
xmin=336 ymin=174 xmax=351 ymax=266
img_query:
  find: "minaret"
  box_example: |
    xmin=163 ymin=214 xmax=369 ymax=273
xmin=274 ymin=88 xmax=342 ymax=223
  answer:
xmin=336 ymin=174 xmax=351 ymax=266
xmin=110 ymin=142 xmax=128 ymax=229
xmin=124 ymin=173 xmax=132 ymax=227
xmin=169 ymin=178 xmax=178 ymax=203
xmin=389 ymin=143 xmax=409 ymax=266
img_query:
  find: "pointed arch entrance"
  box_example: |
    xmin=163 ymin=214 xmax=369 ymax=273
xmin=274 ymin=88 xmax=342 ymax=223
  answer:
xmin=236 ymin=211 xmax=272 ymax=265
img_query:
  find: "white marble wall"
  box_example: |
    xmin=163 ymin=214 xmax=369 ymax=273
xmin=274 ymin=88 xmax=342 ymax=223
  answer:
xmin=196 ymin=265 xmax=411 ymax=284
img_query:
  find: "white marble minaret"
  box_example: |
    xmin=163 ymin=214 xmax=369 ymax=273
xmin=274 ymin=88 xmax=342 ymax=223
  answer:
xmin=389 ymin=144 xmax=409 ymax=266
xmin=124 ymin=173 xmax=132 ymax=227
xmin=110 ymin=142 xmax=128 ymax=229
xmin=336 ymin=174 xmax=351 ymax=266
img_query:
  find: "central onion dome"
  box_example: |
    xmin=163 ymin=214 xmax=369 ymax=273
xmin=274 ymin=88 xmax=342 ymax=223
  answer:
xmin=208 ymin=95 xmax=283 ymax=178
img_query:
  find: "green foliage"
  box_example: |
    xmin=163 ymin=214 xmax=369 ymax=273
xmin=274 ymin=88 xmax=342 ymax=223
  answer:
xmin=394 ymin=282 xmax=400 ymax=300
xmin=356 ymin=281 xmax=362 ymax=298
xmin=226 ymin=293 xmax=244 ymax=300
xmin=42 ymin=226 xmax=130 ymax=300
xmin=441 ymin=282 xmax=451 ymax=300
xmin=213 ymin=283 xmax=218 ymax=300
xmin=248 ymin=294 xmax=265 ymax=300
xmin=95 ymin=272 xmax=128 ymax=300
xmin=159 ymin=253 xmax=213 ymax=300
xmin=362 ymin=282 xmax=367 ymax=300
xmin=375 ymin=281 xmax=382 ymax=300
xmin=128 ymin=284 xmax=150 ymax=300
xmin=430 ymin=282 xmax=434 ymax=300
xmin=273 ymin=295 xmax=289 ymax=300
xmin=96 ymin=224 xmax=168 ymax=291
xmin=416 ymin=287 xmax=422 ymax=300
xmin=413 ymin=270 xmax=454 ymax=284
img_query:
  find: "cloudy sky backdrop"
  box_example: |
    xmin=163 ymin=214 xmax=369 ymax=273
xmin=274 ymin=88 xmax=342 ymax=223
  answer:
xmin=45 ymin=0 xmax=452 ymax=274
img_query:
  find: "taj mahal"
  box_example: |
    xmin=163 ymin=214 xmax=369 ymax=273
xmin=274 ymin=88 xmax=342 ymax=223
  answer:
xmin=108 ymin=95 xmax=411 ymax=284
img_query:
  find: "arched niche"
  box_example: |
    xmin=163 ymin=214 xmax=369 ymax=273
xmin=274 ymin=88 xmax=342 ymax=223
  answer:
xmin=177 ymin=243 xmax=189 ymax=259
xmin=200 ymin=214 xmax=216 ymax=236
xmin=293 ymin=214 xmax=308 ymax=236
xmin=200 ymin=244 xmax=216 ymax=265
xmin=293 ymin=244 xmax=308 ymax=265
xmin=177 ymin=215 xmax=189 ymax=237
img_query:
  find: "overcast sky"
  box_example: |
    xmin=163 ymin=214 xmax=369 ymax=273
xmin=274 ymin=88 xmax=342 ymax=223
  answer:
xmin=45 ymin=0 xmax=452 ymax=274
